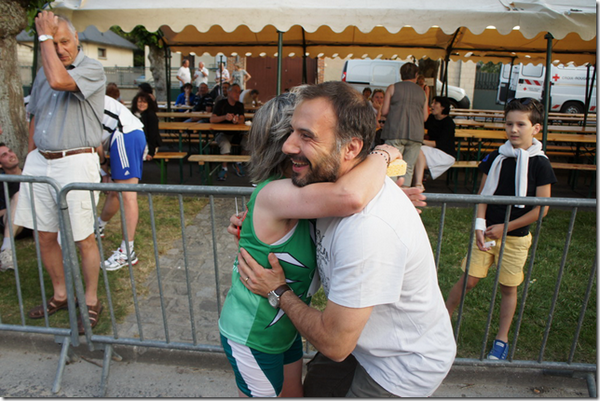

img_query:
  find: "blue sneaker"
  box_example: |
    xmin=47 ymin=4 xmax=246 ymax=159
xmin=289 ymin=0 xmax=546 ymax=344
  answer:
xmin=217 ymin=168 xmax=227 ymax=181
xmin=232 ymin=162 xmax=245 ymax=177
xmin=487 ymin=339 xmax=509 ymax=360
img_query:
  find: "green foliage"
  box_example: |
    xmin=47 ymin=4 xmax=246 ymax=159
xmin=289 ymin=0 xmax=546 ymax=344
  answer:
xmin=24 ymin=1 xmax=52 ymax=35
xmin=111 ymin=25 xmax=163 ymax=67
xmin=478 ymin=61 xmax=502 ymax=74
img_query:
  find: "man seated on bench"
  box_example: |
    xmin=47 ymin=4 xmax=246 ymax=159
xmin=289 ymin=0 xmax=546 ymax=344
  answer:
xmin=413 ymin=96 xmax=456 ymax=191
xmin=210 ymin=83 xmax=247 ymax=181
xmin=184 ymin=83 xmax=214 ymax=123
xmin=0 ymin=134 xmax=32 ymax=272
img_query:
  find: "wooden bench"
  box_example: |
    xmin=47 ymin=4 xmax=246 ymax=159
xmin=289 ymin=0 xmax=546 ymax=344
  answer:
xmin=152 ymin=152 xmax=187 ymax=184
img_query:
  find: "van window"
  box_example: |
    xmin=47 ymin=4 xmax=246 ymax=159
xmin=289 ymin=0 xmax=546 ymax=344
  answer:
xmin=521 ymin=64 xmax=544 ymax=78
xmin=372 ymin=64 xmax=398 ymax=86
xmin=347 ymin=63 xmax=371 ymax=84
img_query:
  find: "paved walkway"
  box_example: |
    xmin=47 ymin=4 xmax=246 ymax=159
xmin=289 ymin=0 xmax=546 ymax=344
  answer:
xmin=114 ymin=196 xmax=241 ymax=346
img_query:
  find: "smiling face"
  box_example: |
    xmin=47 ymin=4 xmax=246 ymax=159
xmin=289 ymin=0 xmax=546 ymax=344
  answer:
xmin=282 ymin=98 xmax=341 ymax=187
xmin=0 ymin=146 xmax=19 ymax=170
xmin=137 ymin=97 xmax=149 ymax=113
xmin=505 ymin=110 xmax=540 ymax=149
xmin=54 ymin=20 xmax=79 ymax=67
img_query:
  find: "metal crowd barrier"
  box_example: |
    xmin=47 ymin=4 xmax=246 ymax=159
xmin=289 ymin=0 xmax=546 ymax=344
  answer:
xmin=0 ymin=175 xmax=81 ymax=393
xmin=1 ymin=176 xmax=596 ymax=396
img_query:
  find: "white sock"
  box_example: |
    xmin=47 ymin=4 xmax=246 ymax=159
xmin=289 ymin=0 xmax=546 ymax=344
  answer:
xmin=1 ymin=237 xmax=11 ymax=251
xmin=98 ymin=217 xmax=108 ymax=228
xmin=222 ymin=167 xmax=228 ymax=171
xmin=121 ymin=240 xmax=134 ymax=253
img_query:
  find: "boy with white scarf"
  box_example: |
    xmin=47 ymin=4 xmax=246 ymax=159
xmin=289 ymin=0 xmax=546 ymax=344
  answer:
xmin=445 ymin=98 xmax=556 ymax=360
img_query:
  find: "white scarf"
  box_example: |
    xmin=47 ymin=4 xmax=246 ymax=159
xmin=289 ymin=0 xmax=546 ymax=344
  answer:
xmin=480 ymin=138 xmax=546 ymax=208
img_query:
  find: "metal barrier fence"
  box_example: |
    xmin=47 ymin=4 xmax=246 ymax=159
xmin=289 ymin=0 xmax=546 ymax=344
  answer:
xmin=0 ymin=176 xmax=596 ymax=396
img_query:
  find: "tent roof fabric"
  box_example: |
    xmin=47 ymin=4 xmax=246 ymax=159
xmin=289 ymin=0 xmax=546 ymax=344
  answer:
xmin=51 ymin=0 xmax=596 ymax=65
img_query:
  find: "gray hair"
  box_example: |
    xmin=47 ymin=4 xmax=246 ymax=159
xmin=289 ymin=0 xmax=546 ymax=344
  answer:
xmin=247 ymin=93 xmax=297 ymax=183
xmin=56 ymin=15 xmax=77 ymax=35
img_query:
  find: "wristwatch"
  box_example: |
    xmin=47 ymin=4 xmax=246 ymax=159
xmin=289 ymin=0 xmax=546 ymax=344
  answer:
xmin=268 ymin=284 xmax=292 ymax=309
xmin=38 ymin=35 xmax=54 ymax=42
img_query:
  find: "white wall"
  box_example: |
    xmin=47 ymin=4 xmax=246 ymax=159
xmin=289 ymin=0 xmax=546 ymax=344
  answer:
xmin=81 ymin=43 xmax=134 ymax=67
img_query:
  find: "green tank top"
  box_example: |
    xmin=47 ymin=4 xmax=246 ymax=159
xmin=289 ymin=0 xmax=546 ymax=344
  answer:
xmin=218 ymin=177 xmax=317 ymax=354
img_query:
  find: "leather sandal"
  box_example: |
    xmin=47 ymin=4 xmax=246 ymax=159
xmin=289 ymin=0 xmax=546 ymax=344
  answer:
xmin=77 ymin=301 xmax=103 ymax=335
xmin=28 ymin=296 xmax=69 ymax=319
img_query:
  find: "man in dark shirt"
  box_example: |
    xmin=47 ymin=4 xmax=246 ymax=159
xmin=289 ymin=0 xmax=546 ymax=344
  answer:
xmin=413 ymin=96 xmax=456 ymax=190
xmin=210 ymin=83 xmax=246 ymax=180
xmin=184 ymin=83 xmax=214 ymax=123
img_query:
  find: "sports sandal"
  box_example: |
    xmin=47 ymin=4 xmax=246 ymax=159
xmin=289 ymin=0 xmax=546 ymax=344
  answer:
xmin=28 ymin=296 xmax=69 ymax=319
xmin=78 ymin=301 xmax=103 ymax=335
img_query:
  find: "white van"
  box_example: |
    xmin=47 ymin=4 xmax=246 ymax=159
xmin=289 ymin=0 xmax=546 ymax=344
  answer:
xmin=497 ymin=63 xmax=597 ymax=114
xmin=341 ymin=59 xmax=471 ymax=109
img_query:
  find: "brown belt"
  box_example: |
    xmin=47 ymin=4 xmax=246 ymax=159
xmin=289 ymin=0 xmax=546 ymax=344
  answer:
xmin=39 ymin=147 xmax=96 ymax=160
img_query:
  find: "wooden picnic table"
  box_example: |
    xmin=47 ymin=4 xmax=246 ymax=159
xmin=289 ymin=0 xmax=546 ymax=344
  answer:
xmin=451 ymin=108 xmax=596 ymax=124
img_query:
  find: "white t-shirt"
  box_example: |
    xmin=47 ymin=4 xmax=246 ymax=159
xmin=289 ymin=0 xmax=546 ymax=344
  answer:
xmin=216 ymin=68 xmax=230 ymax=84
xmin=177 ymin=66 xmax=191 ymax=87
xmin=194 ymin=67 xmax=209 ymax=86
xmin=315 ymin=178 xmax=456 ymax=397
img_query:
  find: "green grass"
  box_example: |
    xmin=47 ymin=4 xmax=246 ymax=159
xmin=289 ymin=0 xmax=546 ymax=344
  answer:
xmin=423 ymin=207 xmax=596 ymax=364
xmin=0 ymin=193 xmax=208 ymax=334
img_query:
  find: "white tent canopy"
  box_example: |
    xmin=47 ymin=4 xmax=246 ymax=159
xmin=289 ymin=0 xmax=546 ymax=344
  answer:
xmin=52 ymin=0 xmax=596 ymax=65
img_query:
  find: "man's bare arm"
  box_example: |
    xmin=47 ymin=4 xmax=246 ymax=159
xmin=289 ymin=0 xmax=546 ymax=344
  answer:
xmin=36 ymin=11 xmax=78 ymax=92
xmin=237 ymin=250 xmax=371 ymax=361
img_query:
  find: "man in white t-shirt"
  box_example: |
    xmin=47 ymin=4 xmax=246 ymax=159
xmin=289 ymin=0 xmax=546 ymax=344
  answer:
xmin=236 ymin=82 xmax=456 ymax=397
xmin=193 ymin=61 xmax=209 ymax=88
xmin=176 ymin=59 xmax=191 ymax=91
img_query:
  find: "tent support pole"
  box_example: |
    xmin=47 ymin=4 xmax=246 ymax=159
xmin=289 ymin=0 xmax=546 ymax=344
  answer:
xmin=542 ymin=32 xmax=553 ymax=151
xmin=302 ymin=28 xmax=307 ymax=84
xmin=506 ymin=57 xmax=515 ymax=102
xmin=277 ymin=31 xmax=283 ymax=95
xmin=442 ymin=28 xmax=461 ymax=99
xmin=583 ymin=63 xmax=595 ymax=127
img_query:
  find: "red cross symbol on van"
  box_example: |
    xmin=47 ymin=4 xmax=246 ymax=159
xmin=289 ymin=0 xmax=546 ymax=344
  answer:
xmin=552 ymin=74 xmax=560 ymax=82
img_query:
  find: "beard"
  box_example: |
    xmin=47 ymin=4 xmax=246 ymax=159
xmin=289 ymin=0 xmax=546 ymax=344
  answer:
xmin=291 ymin=151 xmax=341 ymax=188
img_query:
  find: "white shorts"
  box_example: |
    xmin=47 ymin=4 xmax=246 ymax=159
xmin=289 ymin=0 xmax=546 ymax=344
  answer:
xmin=421 ymin=145 xmax=455 ymax=180
xmin=15 ymin=149 xmax=100 ymax=242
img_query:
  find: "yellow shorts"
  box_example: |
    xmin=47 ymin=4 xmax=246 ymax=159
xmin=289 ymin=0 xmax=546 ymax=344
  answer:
xmin=460 ymin=233 xmax=532 ymax=287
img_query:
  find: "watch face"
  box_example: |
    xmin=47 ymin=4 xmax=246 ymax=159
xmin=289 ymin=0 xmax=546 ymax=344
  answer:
xmin=268 ymin=292 xmax=279 ymax=308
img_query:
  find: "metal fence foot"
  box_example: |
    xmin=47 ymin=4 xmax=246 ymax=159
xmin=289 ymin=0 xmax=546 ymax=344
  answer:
xmin=51 ymin=336 xmax=71 ymax=394
xmin=97 ymin=344 xmax=114 ymax=397
xmin=586 ymin=373 xmax=597 ymax=398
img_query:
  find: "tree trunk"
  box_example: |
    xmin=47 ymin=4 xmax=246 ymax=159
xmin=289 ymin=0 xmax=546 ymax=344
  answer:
xmin=148 ymin=45 xmax=166 ymax=103
xmin=0 ymin=1 xmax=29 ymax=160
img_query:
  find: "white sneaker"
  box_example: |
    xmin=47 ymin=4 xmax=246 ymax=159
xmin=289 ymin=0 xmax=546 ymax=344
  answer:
xmin=103 ymin=248 xmax=138 ymax=271
xmin=0 ymin=249 xmax=14 ymax=272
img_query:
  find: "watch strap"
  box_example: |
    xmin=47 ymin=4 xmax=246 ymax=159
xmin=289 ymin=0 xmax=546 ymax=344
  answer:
xmin=274 ymin=284 xmax=292 ymax=297
xmin=38 ymin=35 xmax=54 ymax=42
